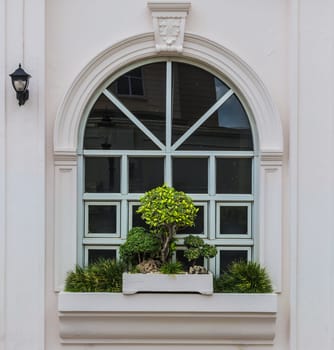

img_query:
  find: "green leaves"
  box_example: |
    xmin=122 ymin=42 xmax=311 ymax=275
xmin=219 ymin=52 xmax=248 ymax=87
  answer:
xmin=215 ymin=261 xmax=273 ymax=293
xmin=137 ymin=184 xmax=198 ymax=229
xmin=183 ymin=235 xmax=217 ymax=263
xmin=64 ymin=259 xmax=126 ymax=292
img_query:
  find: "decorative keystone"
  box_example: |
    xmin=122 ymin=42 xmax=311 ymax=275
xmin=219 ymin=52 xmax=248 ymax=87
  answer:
xmin=148 ymin=1 xmax=191 ymax=53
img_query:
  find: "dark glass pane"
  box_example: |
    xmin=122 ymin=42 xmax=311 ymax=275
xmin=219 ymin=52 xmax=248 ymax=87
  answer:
xmin=219 ymin=206 xmax=248 ymax=235
xmin=176 ymin=250 xmax=204 ymax=272
xmin=131 ymin=78 xmax=144 ymax=95
xmin=88 ymin=205 xmax=117 ymax=233
xmin=88 ymin=249 xmax=117 ymax=264
xmin=216 ymin=158 xmax=252 ymax=194
xmin=172 ymin=62 xmax=230 ymax=146
xmin=177 ymin=94 xmax=253 ymax=151
xmin=173 ymin=158 xmax=208 ymax=193
xmin=109 ymin=63 xmax=166 ymax=144
xmin=85 ymin=157 xmax=120 ymax=193
xmin=117 ymin=76 xmax=130 ymax=95
xmin=131 ymin=205 xmax=150 ymax=229
xmin=220 ymin=250 xmax=248 ymax=273
xmin=83 ymin=94 xmax=159 ymax=150
xmin=178 ymin=206 xmax=204 ymax=235
xmin=129 ymin=157 xmax=164 ymax=193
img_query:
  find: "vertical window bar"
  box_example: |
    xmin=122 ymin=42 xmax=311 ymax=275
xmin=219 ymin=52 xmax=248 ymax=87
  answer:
xmin=208 ymin=155 xmax=215 ymax=196
xmin=209 ymin=199 xmax=216 ymax=240
xmin=121 ymin=155 xmax=128 ymax=195
xmin=78 ymin=154 xmax=85 ymax=265
xmin=166 ymin=61 xmax=172 ymax=151
xmin=165 ymin=154 xmax=172 ymax=186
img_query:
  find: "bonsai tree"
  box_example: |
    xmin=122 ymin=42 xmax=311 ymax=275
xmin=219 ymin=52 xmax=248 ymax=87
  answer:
xmin=119 ymin=226 xmax=160 ymax=268
xmin=137 ymin=184 xmax=198 ymax=263
xmin=183 ymin=234 xmax=217 ymax=271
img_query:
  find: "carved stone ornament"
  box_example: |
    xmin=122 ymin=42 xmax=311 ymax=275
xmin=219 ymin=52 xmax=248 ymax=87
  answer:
xmin=148 ymin=1 xmax=191 ymax=52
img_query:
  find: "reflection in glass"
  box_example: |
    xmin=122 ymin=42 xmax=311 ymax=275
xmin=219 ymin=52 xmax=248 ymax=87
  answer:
xmin=172 ymin=62 xmax=230 ymax=146
xmin=176 ymin=94 xmax=253 ymax=151
xmin=88 ymin=249 xmax=117 ymax=264
xmin=178 ymin=206 xmax=205 ymax=235
xmin=131 ymin=205 xmax=150 ymax=230
xmin=220 ymin=250 xmax=248 ymax=273
xmin=216 ymin=158 xmax=252 ymax=194
xmin=109 ymin=63 xmax=166 ymax=144
xmin=84 ymin=94 xmax=159 ymax=150
xmin=173 ymin=158 xmax=208 ymax=193
xmin=88 ymin=205 xmax=117 ymax=234
xmin=129 ymin=157 xmax=164 ymax=193
xmin=85 ymin=157 xmax=120 ymax=193
xmin=219 ymin=206 xmax=248 ymax=235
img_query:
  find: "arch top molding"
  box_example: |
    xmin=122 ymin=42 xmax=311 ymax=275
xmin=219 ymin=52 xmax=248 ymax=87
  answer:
xmin=54 ymin=33 xmax=283 ymax=157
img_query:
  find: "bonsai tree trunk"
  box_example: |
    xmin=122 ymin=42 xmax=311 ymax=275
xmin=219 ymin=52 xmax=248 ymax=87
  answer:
xmin=160 ymin=224 xmax=176 ymax=263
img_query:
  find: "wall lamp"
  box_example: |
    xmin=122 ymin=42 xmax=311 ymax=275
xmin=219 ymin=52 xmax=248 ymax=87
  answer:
xmin=9 ymin=64 xmax=31 ymax=106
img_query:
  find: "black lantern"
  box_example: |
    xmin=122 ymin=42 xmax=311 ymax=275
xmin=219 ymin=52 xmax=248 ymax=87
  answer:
xmin=9 ymin=64 xmax=31 ymax=106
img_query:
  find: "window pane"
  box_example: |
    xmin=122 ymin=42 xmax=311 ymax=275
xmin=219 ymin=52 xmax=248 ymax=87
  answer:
xmin=85 ymin=157 xmax=120 ymax=193
xmin=220 ymin=250 xmax=248 ymax=273
xmin=109 ymin=63 xmax=166 ymax=144
xmin=83 ymin=95 xmax=160 ymax=150
xmin=219 ymin=206 xmax=248 ymax=235
xmin=172 ymin=63 xmax=230 ymax=146
xmin=177 ymin=94 xmax=253 ymax=151
xmin=88 ymin=205 xmax=117 ymax=233
xmin=129 ymin=157 xmax=164 ymax=193
xmin=88 ymin=249 xmax=117 ymax=264
xmin=173 ymin=158 xmax=208 ymax=193
xmin=178 ymin=206 xmax=205 ymax=235
xmin=131 ymin=204 xmax=150 ymax=229
xmin=216 ymin=158 xmax=252 ymax=194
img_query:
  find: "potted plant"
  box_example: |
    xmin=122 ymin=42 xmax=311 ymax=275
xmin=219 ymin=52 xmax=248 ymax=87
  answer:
xmin=122 ymin=184 xmax=216 ymax=295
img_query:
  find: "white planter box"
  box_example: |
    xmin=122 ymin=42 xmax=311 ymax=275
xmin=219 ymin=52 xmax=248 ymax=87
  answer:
xmin=122 ymin=272 xmax=213 ymax=295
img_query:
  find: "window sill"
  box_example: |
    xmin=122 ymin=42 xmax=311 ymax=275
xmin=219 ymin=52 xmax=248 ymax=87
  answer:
xmin=58 ymin=292 xmax=277 ymax=345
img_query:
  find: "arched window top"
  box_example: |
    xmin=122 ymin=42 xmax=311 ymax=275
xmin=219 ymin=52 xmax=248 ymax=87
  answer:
xmin=83 ymin=61 xmax=253 ymax=152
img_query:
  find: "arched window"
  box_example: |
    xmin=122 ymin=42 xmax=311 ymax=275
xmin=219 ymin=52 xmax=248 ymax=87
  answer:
xmin=80 ymin=60 xmax=256 ymax=275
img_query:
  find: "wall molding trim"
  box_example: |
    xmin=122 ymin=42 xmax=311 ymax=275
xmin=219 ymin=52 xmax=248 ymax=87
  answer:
xmin=53 ymin=32 xmax=284 ymax=291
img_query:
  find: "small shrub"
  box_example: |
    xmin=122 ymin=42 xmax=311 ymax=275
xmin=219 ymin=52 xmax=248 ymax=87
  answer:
xmin=183 ymin=235 xmax=217 ymax=268
xmin=215 ymin=260 xmax=273 ymax=293
xmin=160 ymin=261 xmax=184 ymax=274
xmin=119 ymin=227 xmax=160 ymax=267
xmin=64 ymin=259 xmax=125 ymax=292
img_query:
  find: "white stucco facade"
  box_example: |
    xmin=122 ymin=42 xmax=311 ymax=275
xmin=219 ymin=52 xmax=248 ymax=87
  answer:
xmin=1 ymin=1 xmax=334 ymax=349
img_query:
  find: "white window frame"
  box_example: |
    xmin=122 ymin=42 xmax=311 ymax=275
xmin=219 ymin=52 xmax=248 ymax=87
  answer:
xmin=216 ymin=202 xmax=252 ymax=239
xmin=53 ymin=33 xmax=283 ymax=292
xmin=84 ymin=201 xmax=121 ymax=238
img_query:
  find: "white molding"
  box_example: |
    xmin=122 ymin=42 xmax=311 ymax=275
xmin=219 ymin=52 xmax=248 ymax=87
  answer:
xmin=53 ymin=32 xmax=284 ymax=291
xmin=58 ymin=292 xmax=277 ymax=345
xmin=0 ymin=0 xmax=6 ymax=348
xmin=148 ymin=1 xmax=191 ymax=52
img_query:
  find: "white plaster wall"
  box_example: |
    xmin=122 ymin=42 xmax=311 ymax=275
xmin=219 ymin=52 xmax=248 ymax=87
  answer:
xmin=0 ymin=1 xmax=46 ymax=350
xmin=46 ymin=1 xmax=289 ymax=350
xmin=289 ymin=1 xmax=334 ymax=349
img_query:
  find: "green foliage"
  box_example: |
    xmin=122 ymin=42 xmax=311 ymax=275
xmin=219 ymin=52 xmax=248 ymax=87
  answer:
xmin=64 ymin=259 xmax=125 ymax=292
xmin=137 ymin=184 xmax=198 ymax=229
xmin=119 ymin=227 xmax=160 ymax=266
xmin=160 ymin=261 xmax=184 ymax=274
xmin=183 ymin=235 xmax=217 ymax=265
xmin=137 ymin=185 xmax=198 ymax=263
xmin=215 ymin=260 xmax=273 ymax=293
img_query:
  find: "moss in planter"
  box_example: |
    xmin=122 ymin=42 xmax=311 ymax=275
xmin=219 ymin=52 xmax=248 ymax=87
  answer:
xmin=65 ymin=259 xmax=126 ymax=292
xmin=214 ymin=261 xmax=273 ymax=293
